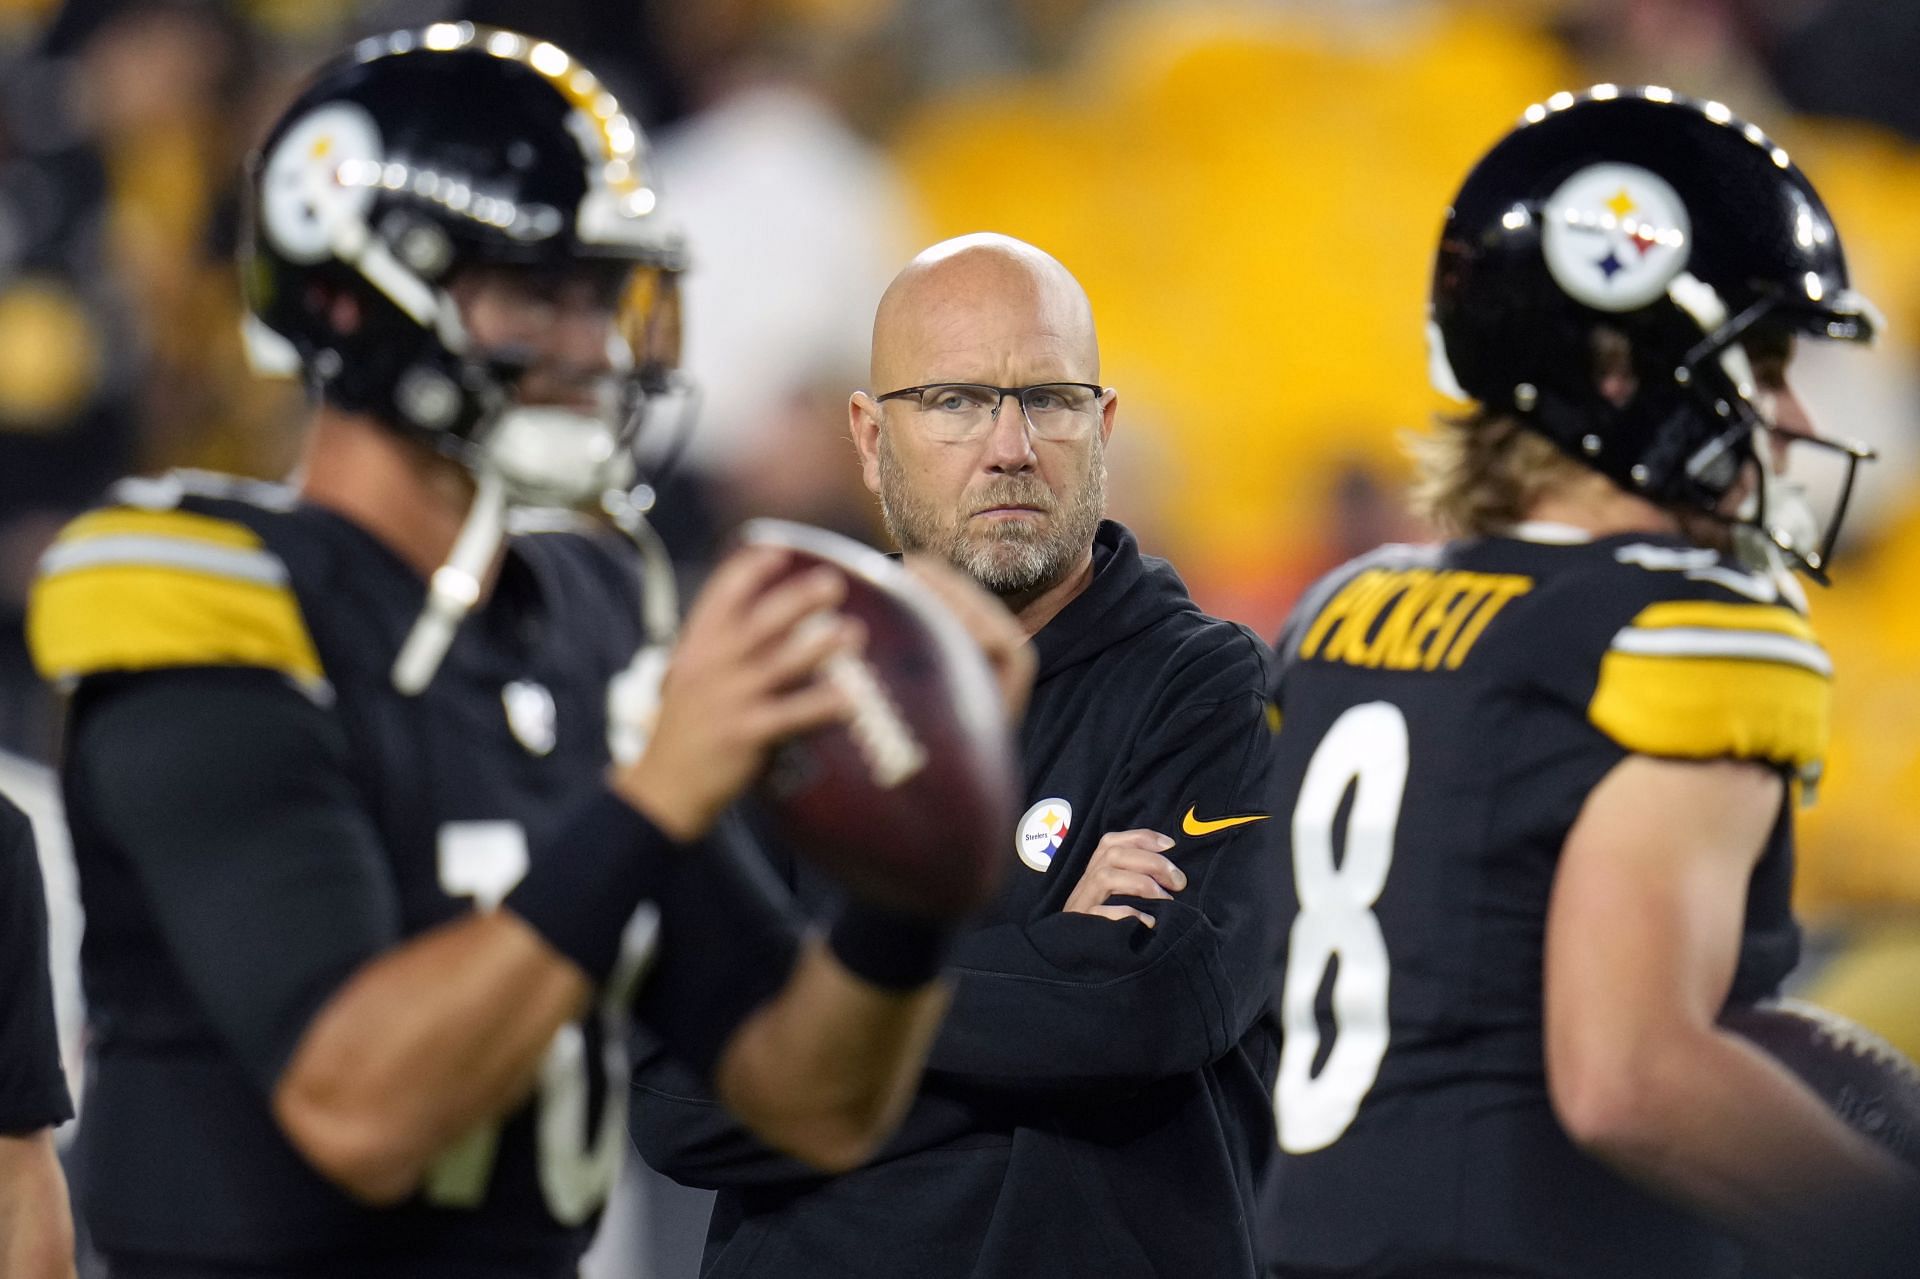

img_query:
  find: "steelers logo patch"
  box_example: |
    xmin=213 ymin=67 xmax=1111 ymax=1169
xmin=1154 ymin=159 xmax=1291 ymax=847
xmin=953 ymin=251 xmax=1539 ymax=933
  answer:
xmin=502 ymin=679 xmax=558 ymax=757
xmin=1016 ymin=798 xmax=1073 ymax=872
xmin=260 ymin=102 xmax=383 ymax=264
xmin=1541 ymin=162 xmax=1691 ymax=312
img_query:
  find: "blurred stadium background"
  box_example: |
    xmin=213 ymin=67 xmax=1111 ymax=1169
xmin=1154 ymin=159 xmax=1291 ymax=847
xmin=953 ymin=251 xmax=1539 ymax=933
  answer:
xmin=0 ymin=0 xmax=1915 ymax=1272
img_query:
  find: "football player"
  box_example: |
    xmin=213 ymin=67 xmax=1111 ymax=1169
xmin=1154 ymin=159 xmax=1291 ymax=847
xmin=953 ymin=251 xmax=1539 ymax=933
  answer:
xmin=630 ymin=235 xmax=1285 ymax=1277
xmin=1258 ymin=88 xmax=1920 ymax=1279
xmin=0 ymin=792 xmax=74 ymax=1279
xmin=25 ymin=26 xmax=1025 ymax=1278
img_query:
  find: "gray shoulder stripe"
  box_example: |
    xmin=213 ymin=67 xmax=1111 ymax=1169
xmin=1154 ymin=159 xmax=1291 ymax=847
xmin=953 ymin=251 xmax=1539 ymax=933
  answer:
xmin=1609 ymin=626 xmax=1832 ymax=677
xmin=40 ymin=536 xmax=289 ymax=586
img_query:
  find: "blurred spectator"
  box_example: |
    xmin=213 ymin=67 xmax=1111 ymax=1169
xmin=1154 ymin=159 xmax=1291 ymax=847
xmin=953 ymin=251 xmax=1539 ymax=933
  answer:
xmin=881 ymin=0 xmax=1116 ymax=94
xmin=1767 ymin=0 xmax=1920 ymax=143
xmin=718 ymin=374 xmax=888 ymax=544
xmin=0 ymin=47 xmax=135 ymax=756
xmin=1557 ymin=0 xmax=1785 ymax=117
xmin=1193 ymin=453 xmax=1432 ymax=641
xmin=62 ymin=0 xmax=308 ymax=475
xmin=644 ymin=18 xmax=915 ymax=550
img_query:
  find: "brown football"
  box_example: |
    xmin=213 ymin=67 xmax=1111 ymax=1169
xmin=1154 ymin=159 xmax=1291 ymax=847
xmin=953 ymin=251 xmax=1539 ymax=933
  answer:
xmin=740 ymin=519 xmax=1018 ymax=919
xmin=1722 ymin=998 xmax=1920 ymax=1171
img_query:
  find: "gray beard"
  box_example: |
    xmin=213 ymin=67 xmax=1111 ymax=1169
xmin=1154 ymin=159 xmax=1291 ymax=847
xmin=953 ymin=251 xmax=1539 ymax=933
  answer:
xmin=877 ymin=432 xmax=1105 ymax=599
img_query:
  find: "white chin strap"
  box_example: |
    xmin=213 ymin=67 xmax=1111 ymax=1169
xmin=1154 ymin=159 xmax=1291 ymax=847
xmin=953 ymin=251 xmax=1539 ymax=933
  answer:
xmin=392 ymin=466 xmax=510 ymax=696
xmin=390 ymin=404 xmax=639 ymax=696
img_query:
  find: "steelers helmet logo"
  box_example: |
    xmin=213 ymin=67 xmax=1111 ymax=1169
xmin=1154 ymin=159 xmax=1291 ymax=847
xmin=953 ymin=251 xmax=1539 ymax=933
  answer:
xmin=1541 ymin=162 xmax=1691 ymax=312
xmin=260 ymin=102 xmax=384 ymax=264
xmin=1015 ymin=798 xmax=1073 ymax=872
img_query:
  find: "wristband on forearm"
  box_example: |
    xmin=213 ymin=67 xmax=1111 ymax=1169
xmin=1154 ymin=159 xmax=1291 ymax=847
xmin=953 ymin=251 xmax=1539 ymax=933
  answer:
xmin=505 ymin=786 xmax=678 ymax=984
xmin=826 ymin=902 xmax=953 ymax=991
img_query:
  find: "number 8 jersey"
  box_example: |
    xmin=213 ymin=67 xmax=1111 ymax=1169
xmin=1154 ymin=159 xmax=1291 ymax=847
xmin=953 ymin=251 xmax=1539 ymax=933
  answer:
xmin=1257 ymin=527 xmax=1826 ymax=1279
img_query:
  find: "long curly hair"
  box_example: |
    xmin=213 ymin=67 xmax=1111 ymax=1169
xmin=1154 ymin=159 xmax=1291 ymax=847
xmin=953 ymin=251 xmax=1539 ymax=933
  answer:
xmin=1405 ymin=410 xmax=1590 ymax=538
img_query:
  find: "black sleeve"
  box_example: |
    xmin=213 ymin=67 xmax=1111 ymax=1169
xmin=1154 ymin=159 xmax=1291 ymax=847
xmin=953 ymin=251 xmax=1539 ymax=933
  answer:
xmin=0 ymin=797 xmax=72 ymax=1134
xmin=69 ymin=669 xmax=402 ymax=1094
xmin=629 ymin=817 xmax=806 ymax=1082
xmin=927 ymin=658 xmax=1285 ymax=1084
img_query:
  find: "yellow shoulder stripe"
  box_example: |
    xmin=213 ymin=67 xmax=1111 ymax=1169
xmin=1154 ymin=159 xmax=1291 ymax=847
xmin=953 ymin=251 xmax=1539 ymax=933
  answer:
xmin=1590 ymin=598 xmax=1830 ymax=771
xmin=27 ymin=508 xmax=322 ymax=685
xmin=57 ymin=506 xmax=265 ymax=551
xmin=1628 ymin=599 xmax=1816 ymax=644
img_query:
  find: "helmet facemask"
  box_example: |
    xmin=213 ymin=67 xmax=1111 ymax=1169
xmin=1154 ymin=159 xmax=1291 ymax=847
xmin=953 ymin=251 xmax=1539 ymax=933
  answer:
xmin=449 ymin=259 xmax=688 ymax=507
xmin=386 ymin=257 xmax=691 ymax=694
xmin=1660 ymin=295 xmax=1878 ymax=585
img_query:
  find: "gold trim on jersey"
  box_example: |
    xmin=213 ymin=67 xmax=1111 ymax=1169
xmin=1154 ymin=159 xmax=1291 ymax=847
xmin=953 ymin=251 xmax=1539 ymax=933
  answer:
xmin=1589 ymin=599 xmax=1830 ymax=772
xmin=56 ymin=507 xmax=266 ymax=552
xmin=28 ymin=507 xmax=323 ymax=686
xmin=1297 ymin=568 xmax=1533 ymax=672
xmin=1626 ymin=599 xmax=1819 ymax=646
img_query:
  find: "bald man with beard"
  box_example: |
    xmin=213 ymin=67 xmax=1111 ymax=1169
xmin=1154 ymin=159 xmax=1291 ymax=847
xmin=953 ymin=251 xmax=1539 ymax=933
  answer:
xmin=629 ymin=235 xmax=1284 ymax=1279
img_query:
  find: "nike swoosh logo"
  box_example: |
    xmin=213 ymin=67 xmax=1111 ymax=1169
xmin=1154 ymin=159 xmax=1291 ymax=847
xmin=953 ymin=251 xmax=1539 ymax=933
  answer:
xmin=1181 ymin=807 xmax=1271 ymax=837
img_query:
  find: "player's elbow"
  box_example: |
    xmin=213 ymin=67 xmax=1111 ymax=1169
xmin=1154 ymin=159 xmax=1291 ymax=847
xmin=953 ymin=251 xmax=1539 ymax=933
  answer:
xmin=1551 ymin=1065 xmax=1656 ymax=1161
xmin=1547 ymin=1032 xmax=1688 ymax=1168
xmin=725 ymin=1079 xmax=898 ymax=1174
xmin=272 ymin=1084 xmax=426 ymax=1206
xmin=764 ymin=1100 xmax=893 ymax=1174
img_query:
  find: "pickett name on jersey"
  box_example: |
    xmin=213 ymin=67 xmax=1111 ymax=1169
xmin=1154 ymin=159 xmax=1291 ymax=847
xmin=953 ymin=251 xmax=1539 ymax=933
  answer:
xmin=1297 ymin=568 xmax=1533 ymax=672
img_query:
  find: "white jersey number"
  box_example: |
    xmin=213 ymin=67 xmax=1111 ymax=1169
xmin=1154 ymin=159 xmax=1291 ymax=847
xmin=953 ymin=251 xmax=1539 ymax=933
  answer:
xmin=1274 ymin=702 xmax=1406 ymax=1154
xmin=425 ymin=820 xmax=655 ymax=1223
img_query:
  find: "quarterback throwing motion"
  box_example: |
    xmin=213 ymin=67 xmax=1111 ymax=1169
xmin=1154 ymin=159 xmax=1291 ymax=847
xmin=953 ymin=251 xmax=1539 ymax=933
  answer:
xmin=28 ymin=27 xmax=1021 ymax=1278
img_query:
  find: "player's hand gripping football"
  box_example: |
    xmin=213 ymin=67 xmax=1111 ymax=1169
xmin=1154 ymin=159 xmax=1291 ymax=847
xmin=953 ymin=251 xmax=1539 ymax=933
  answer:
xmin=903 ymin=553 xmax=1036 ymax=723
xmin=612 ymin=546 xmax=860 ymax=841
xmin=1062 ymin=830 xmax=1186 ymax=927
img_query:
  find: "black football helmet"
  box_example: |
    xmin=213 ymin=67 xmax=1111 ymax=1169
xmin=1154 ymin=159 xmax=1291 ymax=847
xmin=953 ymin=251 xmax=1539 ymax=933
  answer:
xmin=243 ymin=22 xmax=685 ymax=505
xmin=1429 ymin=86 xmax=1879 ymax=580
xmin=243 ymin=25 xmax=690 ymax=691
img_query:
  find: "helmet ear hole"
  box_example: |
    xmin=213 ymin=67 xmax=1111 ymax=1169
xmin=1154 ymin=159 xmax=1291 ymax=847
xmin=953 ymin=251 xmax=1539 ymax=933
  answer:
xmin=325 ymin=291 xmax=364 ymax=337
xmin=381 ymin=211 xmax=455 ymax=280
xmin=1591 ymin=326 xmax=1637 ymax=409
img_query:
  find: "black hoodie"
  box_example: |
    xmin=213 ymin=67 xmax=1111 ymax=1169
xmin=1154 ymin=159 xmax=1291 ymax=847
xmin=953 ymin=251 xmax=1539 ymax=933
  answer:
xmin=629 ymin=520 xmax=1285 ymax=1278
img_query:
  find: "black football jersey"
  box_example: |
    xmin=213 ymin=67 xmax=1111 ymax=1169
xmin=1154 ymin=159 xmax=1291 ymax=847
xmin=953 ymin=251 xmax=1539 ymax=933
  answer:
xmin=28 ymin=471 xmax=795 ymax=1275
xmin=1258 ymin=528 xmax=1827 ymax=1279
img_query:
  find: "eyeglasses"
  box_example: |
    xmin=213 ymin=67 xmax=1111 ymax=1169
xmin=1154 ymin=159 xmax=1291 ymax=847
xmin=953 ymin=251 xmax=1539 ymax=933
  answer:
xmin=872 ymin=382 xmax=1108 ymax=442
